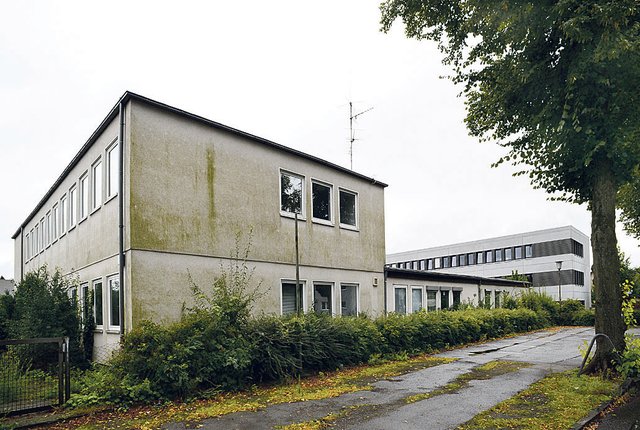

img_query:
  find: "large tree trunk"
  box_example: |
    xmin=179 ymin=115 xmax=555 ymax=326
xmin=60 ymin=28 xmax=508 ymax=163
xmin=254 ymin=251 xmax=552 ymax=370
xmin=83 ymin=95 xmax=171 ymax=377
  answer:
xmin=582 ymin=158 xmax=626 ymax=374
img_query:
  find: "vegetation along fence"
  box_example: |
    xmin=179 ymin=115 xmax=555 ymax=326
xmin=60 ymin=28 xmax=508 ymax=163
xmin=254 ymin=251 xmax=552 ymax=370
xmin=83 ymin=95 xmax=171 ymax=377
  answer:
xmin=0 ymin=337 xmax=70 ymax=416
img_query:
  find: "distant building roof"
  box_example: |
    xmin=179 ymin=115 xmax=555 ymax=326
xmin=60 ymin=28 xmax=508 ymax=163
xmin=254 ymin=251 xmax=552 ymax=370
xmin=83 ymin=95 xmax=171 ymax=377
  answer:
xmin=0 ymin=276 xmax=14 ymax=294
xmin=385 ymin=267 xmax=530 ymax=288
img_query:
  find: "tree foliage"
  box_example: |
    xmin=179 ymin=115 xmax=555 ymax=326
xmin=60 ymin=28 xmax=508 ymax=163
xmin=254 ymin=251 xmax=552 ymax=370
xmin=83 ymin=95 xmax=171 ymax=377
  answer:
xmin=618 ymin=168 xmax=640 ymax=240
xmin=380 ymin=0 xmax=640 ymax=372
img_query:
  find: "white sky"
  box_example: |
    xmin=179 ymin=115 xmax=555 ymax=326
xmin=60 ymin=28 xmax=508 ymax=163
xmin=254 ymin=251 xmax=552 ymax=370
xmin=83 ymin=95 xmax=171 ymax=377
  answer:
xmin=1 ymin=1 xmax=638 ymax=279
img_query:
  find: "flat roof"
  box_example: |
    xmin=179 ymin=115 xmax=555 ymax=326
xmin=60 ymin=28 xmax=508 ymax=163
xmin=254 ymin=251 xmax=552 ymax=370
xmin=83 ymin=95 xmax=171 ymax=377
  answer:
xmin=13 ymin=91 xmax=387 ymax=238
xmin=385 ymin=267 xmax=530 ymax=287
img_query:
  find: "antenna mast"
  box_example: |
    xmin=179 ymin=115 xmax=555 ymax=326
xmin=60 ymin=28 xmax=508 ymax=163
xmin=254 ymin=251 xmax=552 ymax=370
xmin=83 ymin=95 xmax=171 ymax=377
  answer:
xmin=349 ymin=101 xmax=373 ymax=170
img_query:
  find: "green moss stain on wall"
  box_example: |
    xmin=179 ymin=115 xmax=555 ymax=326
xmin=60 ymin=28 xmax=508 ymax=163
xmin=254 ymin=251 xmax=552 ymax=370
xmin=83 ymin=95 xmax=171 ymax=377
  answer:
xmin=206 ymin=148 xmax=216 ymax=239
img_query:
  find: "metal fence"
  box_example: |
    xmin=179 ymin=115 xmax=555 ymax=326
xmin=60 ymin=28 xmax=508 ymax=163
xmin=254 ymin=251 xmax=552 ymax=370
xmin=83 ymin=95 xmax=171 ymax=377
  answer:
xmin=0 ymin=337 xmax=70 ymax=416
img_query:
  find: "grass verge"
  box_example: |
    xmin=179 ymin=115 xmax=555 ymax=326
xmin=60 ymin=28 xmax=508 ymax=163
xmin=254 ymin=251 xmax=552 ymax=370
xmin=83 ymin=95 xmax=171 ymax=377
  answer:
xmin=458 ymin=370 xmax=621 ymax=430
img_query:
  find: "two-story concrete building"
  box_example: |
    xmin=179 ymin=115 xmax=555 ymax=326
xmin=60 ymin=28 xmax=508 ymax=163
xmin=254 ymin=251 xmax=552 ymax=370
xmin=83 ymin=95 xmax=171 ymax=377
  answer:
xmin=13 ymin=92 xmax=387 ymax=358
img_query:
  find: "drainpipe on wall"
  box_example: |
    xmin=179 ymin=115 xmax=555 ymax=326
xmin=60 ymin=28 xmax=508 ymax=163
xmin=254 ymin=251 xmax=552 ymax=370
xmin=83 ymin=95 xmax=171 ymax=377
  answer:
xmin=20 ymin=227 xmax=24 ymax=283
xmin=118 ymin=101 xmax=126 ymax=335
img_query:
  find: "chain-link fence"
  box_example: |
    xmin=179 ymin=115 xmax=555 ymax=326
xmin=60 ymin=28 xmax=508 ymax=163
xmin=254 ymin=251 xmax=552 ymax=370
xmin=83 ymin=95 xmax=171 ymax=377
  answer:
xmin=0 ymin=337 xmax=69 ymax=416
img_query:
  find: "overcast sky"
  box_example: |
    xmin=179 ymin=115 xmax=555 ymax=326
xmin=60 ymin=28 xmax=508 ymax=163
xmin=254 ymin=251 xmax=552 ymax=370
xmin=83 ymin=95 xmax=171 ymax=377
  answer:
xmin=1 ymin=1 xmax=638 ymax=280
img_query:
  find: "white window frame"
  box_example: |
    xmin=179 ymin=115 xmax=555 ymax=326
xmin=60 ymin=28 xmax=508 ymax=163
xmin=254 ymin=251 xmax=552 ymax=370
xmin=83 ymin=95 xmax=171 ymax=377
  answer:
xmin=92 ymin=278 xmax=104 ymax=329
xmin=339 ymin=283 xmax=359 ymax=316
xmin=45 ymin=212 xmax=52 ymax=248
xmin=51 ymin=204 xmax=58 ymax=243
xmin=25 ymin=233 xmax=30 ymax=261
xmin=310 ymin=179 xmax=333 ymax=225
xmin=91 ymin=157 xmax=103 ymax=212
xmin=338 ymin=188 xmax=358 ymax=230
xmin=79 ymin=172 xmax=89 ymax=221
xmin=106 ymin=141 xmax=119 ymax=201
xmin=279 ymin=169 xmax=305 ymax=219
xmin=39 ymin=218 xmax=45 ymax=252
xmin=411 ymin=286 xmax=424 ymax=313
xmin=59 ymin=194 xmax=67 ymax=237
xmin=280 ymin=279 xmax=307 ymax=316
xmin=394 ymin=285 xmax=408 ymax=314
xmin=313 ymin=282 xmax=335 ymax=316
xmin=80 ymin=282 xmax=89 ymax=319
xmin=107 ymin=275 xmax=121 ymax=331
xmin=68 ymin=185 xmax=77 ymax=230
xmin=29 ymin=229 xmax=34 ymax=259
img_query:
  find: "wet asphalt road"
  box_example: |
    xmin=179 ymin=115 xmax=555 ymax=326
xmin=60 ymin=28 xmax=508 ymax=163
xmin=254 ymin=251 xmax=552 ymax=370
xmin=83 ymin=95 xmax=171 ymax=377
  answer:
xmin=163 ymin=327 xmax=604 ymax=430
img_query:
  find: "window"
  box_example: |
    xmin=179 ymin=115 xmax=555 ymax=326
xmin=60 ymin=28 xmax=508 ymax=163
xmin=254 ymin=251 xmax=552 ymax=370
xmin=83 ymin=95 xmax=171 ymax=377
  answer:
xmin=69 ymin=186 xmax=77 ymax=228
xmin=467 ymin=253 xmax=475 ymax=265
xmin=80 ymin=173 xmax=89 ymax=220
xmin=476 ymin=252 xmax=483 ymax=264
xmin=504 ymin=247 xmax=513 ymax=261
xmin=441 ymin=290 xmax=450 ymax=309
xmin=525 ymin=244 xmax=533 ymax=258
xmin=453 ymin=291 xmax=461 ymax=307
xmin=485 ymin=250 xmax=493 ymax=263
xmin=419 ymin=260 xmax=426 ymax=270
xmin=107 ymin=142 xmax=119 ymax=198
xmin=495 ymin=249 xmax=503 ymax=262
xmin=459 ymin=254 xmax=466 ymax=266
xmin=280 ymin=171 xmax=303 ymax=215
xmin=93 ymin=279 xmax=103 ymax=327
xmin=51 ymin=205 xmax=58 ymax=241
xmin=495 ymin=291 xmax=502 ymax=308
xmin=45 ymin=212 xmax=51 ymax=247
xmin=484 ymin=289 xmax=492 ymax=308
xmin=426 ymin=291 xmax=437 ymax=311
xmin=394 ymin=286 xmax=407 ymax=314
xmin=574 ymin=271 xmax=585 ymax=286
xmin=92 ymin=159 xmax=103 ymax=210
xmin=427 ymin=259 xmax=434 ymax=270
xmin=108 ymin=276 xmax=120 ymax=330
xmin=514 ymin=246 xmax=523 ymax=259
xmin=411 ymin=287 xmax=423 ymax=313
xmin=34 ymin=224 xmax=39 ymax=253
xmin=412 ymin=261 xmax=419 ymax=270
xmin=39 ymin=219 xmax=45 ymax=251
xmin=313 ymin=283 xmax=333 ymax=315
xmin=80 ymin=283 xmax=89 ymax=319
xmin=442 ymin=256 xmax=450 ymax=268
xmin=572 ymin=240 xmax=584 ymax=257
xmin=451 ymin=255 xmax=458 ymax=267
xmin=282 ymin=281 xmax=304 ymax=315
xmin=59 ymin=195 xmax=67 ymax=236
xmin=311 ymin=181 xmax=332 ymax=222
xmin=25 ymin=233 xmax=30 ymax=260
xmin=341 ymin=284 xmax=358 ymax=316
xmin=434 ymin=258 xmax=442 ymax=269
xmin=339 ymin=189 xmax=358 ymax=228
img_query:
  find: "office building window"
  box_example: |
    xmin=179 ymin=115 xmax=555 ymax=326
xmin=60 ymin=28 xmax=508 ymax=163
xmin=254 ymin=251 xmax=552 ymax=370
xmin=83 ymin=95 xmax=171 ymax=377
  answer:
xmin=394 ymin=287 xmax=407 ymax=314
xmin=467 ymin=253 xmax=475 ymax=265
xmin=51 ymin=205 xmax=58 ymax=241
xmin=39 ymin=219 xmax=45 ymax=251
xmin=574 ymin=271 xmax=585 ymax=286
xmin=412 ymin=287 xmax=423 ymax=313
xmin=80 ymin=173 xmax=89 ymax=220
xmin=282 ymin=281 xmax=304 ymax=315
xmin=441 ymin=290 xmax=450 ymax=309
xmin=453 ymin=291 xmax=461 ymax=307
xmin=59 ymin=195 xmax=67 ymax=236
xmin=108 ymin=276 xmax=120 ymax=330
xmin=45 ymin=212 xmax=51 ymax=247
xmin=572 ymin=240 xmax=584 ymax=257
xmin=426 ymin=291 xmax=437 ymax=311
xmin=341 ymin=284 xmax=358 ymax=316
xmin=459 ymin=254 xmax=467 ymax=266
xmin=280 ymin=171 xmax=303 ymax=215
xmin=442 ymin=256 xmax=450 ymax=268
xmin=107 ymin=142 xmax=119 ymax=198
xmin=419 ymin=260 xmax=426 ymax=270
xmin=504 ymin=248 xmax=513 ymax=261
xmin=451 ymin=255 xmax=458 ymax=267
xmin=515 ymin=246 xmax=523 ymax=259
xmin=427 ymin=259 xmax=434 ymax=270
xmin=339 ymin=189 xmax=358 ymax=227
xmin=313 ymin=283 xmax=333 ymax=315
xmin=93 ymin=279 xmax=103 ymax=327
xmin=312 ymin=181 xmax=332 ymax=222
xmin=92 ymin=159 xmax=103 ymax=210
xmin=495 ymin=291 xmax=502 ymax=308
xmin=484 ymin=289 xmax=492 ymax=308
xmin=485 ymin=250 xmax=493 ymax=263
xmin=69 ymin=186 xmax=77 ymax=228
xmin=525 ymin=244 xmax=533 ymax=258
xmin=476 ymin=252 xmax=483 ymax=264
xmin=495 ymin=249 xmax=503 ymax=262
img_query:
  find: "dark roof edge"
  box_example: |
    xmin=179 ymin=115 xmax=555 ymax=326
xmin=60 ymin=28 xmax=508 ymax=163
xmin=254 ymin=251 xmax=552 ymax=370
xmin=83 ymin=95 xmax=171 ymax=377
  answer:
xmin=13 ymin=91 xmax=387 ymax=239
xmin=385 ymin=267 xmax=531 ymax=287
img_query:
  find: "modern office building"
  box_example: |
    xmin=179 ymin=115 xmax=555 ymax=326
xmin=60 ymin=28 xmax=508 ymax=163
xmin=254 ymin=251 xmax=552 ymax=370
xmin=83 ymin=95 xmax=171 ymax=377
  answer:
xmin=13 ymin=91 xmax=387 ymax=359
xmin=386 ymin=226 xmax=591 ymax=305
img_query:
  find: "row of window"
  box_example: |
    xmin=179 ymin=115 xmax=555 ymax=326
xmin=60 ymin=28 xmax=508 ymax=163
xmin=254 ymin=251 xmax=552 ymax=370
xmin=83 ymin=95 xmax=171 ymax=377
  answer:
xmin=394 ymin=286 xmax=462 ymax=314
xmin=24 ymin=141 xmax=119 ymax=262
xmin=281 ymin=281 xmax=359 ymax=316
xmin=70 ymin=274 xmax=121 ymax=331
xmin=280 ymin=170 xmax=358 ymax=229
xmin=392 ymin=244 xmax=534 ymax=271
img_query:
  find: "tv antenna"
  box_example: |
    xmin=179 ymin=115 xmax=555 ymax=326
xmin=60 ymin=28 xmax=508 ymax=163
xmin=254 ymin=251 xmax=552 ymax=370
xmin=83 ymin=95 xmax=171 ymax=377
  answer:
xmin=349 ymin=101 xmax=373 ymax=170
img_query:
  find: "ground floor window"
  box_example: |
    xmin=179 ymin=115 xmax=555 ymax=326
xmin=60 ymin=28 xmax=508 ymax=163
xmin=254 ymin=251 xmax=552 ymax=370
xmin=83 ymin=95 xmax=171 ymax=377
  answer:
xmin=108 ymin=276 xmax=120 ymax=330
xmin=495 ymin=291 xmax=502 ymax=308
xmin=440 ymin=290 xmax=450 ymax=309
xmin=93 ymin=279 xmax=103 ymax=327
xmin=340 ymin=284 xmax=358 ymax=316
xmin=282 ymin=281 xmax=304 ymax=315
xmin=394 ymin=286 xmax=407 ymax=314
xmin=484 ymin=289 xmax=492 ymax=308
xmin=426 ymin=291 xmax=437 ymax=311
xmin=411 ymin=287 xmax=423 ymax=313
xmin=453 ymin=290 xmax=461 ymax=308
xmin=314 ymin=283 xmax=333 ymax=315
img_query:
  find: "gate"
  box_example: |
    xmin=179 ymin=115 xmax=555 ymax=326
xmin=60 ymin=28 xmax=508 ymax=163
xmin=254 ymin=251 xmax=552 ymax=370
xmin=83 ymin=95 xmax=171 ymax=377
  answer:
xmin=0 ymin=337 xmax=70 ymax=416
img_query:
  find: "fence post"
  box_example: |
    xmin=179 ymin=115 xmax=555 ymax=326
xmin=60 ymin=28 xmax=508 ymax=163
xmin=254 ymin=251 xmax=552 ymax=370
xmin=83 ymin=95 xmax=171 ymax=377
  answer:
xmin=64 ymin=337 xmax=70 ymax=402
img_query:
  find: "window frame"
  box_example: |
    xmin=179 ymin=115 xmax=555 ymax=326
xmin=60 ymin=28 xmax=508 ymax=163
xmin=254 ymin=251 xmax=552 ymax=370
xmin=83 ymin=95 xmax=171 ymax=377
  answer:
xmin=340 ymin=283 xmax=359 ymax=316
xmin=310 ymin=179 xmax=333 ymax=225
xmin=59 ymin=194 xmax=67 ymax=237
xmin=79 ymin=172 xmax=89 ymax=222
xmin=514 ymin=246 xmax=523 ymax=259
xmin=338 ymin=188 xmax=358 ymax=230
xmin=485 ymin=250 xmax=493 ymax=263
xmin=495 ymin=249 xmax=503 ymax=262
xmin=68 ymin=185 xmax=77 ymax=230
xmin=45 ymin=211 xmax=52 ymax=248
xmin=93 ymin=278 xmax=104 ymax=329
xmin=39 ymin=218 xmax=45 ymax=252
xmin=107 ymin=274 xmax=121 ymax=332
xmin=313 ymin=282 xmax=334 ymax=315
xmin=279 ymin=169 xmax=305 ymax=219
xmin=280 ymin=279 xmax=307 ymax=316
xmin=504 ymin=247 xmax=513 ymax=261
xmin=411 ymin=286 xmax=423 ymax=313
xmin=106 ymin=140 xmax=119 ymax=201
xmin=51 ymin=204 xmax=58 ymax=243
xmin=394 ymin=285 xmax=408 ymax=314
xmin=525 ymin=244 xmax=533 ymax=258
xmin=91 ymin=157 xmax=103 ymax=213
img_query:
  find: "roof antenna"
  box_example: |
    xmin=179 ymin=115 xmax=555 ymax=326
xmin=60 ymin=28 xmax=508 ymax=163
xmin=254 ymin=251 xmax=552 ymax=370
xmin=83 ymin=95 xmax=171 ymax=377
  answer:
xmin=349 ymin=101 xmax=373 ymax=170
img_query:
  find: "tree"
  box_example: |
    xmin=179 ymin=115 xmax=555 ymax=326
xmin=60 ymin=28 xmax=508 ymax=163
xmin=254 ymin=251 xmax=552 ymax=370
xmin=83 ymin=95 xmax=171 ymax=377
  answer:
xmin=380 ymin=0 xmax=640 ymax=372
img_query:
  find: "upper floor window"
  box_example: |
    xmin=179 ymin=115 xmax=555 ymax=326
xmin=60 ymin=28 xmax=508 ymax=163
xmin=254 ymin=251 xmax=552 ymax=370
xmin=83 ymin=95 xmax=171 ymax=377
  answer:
xmin=39 ymin=218 xmax=45 ymax=251
xmin=443 ymin=256 xmax=451 ymax=268
xmin=467 ymin=253 xmax=475 ymax=265
xmin=514 ymin=246 xmax=523 ymax=259
xmin=485 ymin=250 xmax=493 ymax=263
xmin=92 ymin=159 xmax=103 ymax=211
xmin=339 ymin=189 xmax=358 ymax=228
xmin=504 ymin=247 xmax=513 ymax=261
xmin=434 ymin=258 xmax=442 ymax=269
xmin=280 ymin=171 xmax=303 ymax=215
xmin=476 ymin=252 xmax=483 ymax=264
xmin=495 ymin=249 xmax=503 ymax=262
xmin=25 ymin=233 xmax=30 ymax=260
xmin=45 ymin=211 xmax=52 ymax=247
xmin=107 ymin=142 xmax=119 ymax=199
xmin=59 ymin=195 xmax=67 ymax=236
xmin=68 ymin=186 xmax=77 ymax=228
xmin=451 ymin=255 xmax=458 ymax=267
xmin=525 ymin=244 xmax=533 ymax=258
xmin=312 ymin=180 xmax=332 ymax=222
xmin=79 ymin=173 xmax=89 ymax=220
xmin=427 ymin=259 xmax=434 ymax=270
